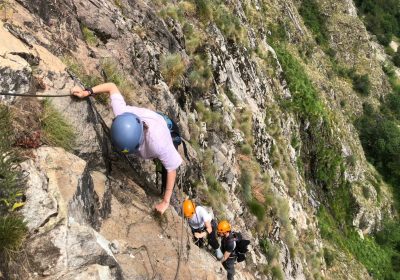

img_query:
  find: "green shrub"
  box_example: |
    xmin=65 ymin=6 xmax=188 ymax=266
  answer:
xmin=183 ymin=23 xmax=203 ymax=54
xmin=195 ymin=0 xmax=213 ymax=23
xmin=81 ymin=26 xmax=97 ymax=46
xmin=275 ymin=46 xmax=343 ymax=188
xmin=352 ymin=73 xmax=371 ymax=96
xmin=213 ymin=4 xmax=246 ymax=44
xmin=271 ymin=265 xmax=284 ymax=280
xmin=345 ymin=231 xmax=393 ymax=279
xmin=0 ymin=107 xmax=27 ymax=275
xmin=101 ymin=59 xmax=135 ymax=96
xmin=323 ymin=248 xmax=334 ymax=267
xmin=41 ymin=100 xmax=75 ymax=151
xmin=354 ymin=0 xmax=400 ymax=46
xmin=393 ymin=48 xmax=400 ymax=67
xmin=199 ymin=149 xmax=227 ymax=217
xmin=260 ymin=238 xmax=279 ymax=262
xmin=160 ymin=4 xmax=180 ymax=21
xmin=356 ymin=104 xmax=400 ymax=202
xmin=387 ymin=93 xmax=400 ymax=119
xmin=240 ymin=144 xmax=252 ymax=155
xmin=275 ymin=46 xmax=326 ymax=120
xmin=195 ymin=102 xmax=226 ymax=132
xmin=299 ymin=0 xmax=329 ymax=47
xmin=160 ymin=53 xmax=186 ymax=87
xmin=362 ymin=185 xmax=371 ymax=199
xmin=375 ymin=220 xmax=400 ymax=249
xmin=225 ymin=88 xmax=238 ymax=105
xmin=62 ymin=56 xmax=102 ymax=87
xmin=239 ymin=167 xmax=253 ymax=201
xmin=248 ymin=199 xmax=265 ymax=221
xmin=0 ymin=216 xmax=27 ymax=254
xmin=318 ymin=206 xmax=400 ymax=279
xmin=0 ymin=106 xmax=23 ymax=213
xmin=189 ymin=53 xmax=213 ymax=92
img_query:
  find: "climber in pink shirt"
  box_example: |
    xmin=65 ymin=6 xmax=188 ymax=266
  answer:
xmin=71 ymin=83 xmax=182 ymax=214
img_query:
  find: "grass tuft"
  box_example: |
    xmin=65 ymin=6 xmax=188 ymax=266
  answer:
xmin=160 ymin=53 xmax=186 ymax=87
xmin=0 ymin=216 xmax=27 ymax=254
xmin=81 ymin=26 xmax=97 ymax=46
xmin=41 ymin=100 xmax=75 ymax=151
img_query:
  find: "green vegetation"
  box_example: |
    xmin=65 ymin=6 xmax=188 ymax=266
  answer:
xmin=101 ymin=58 xmax=135 ymax=97
xmin=190 ymin=0 xmax=247 ymax=45
xmin=323 ymin=248 xmax=334 ymax=267
xmin=62 ymin=56 xmax=102 ymax=88
xmin=199 ymin=149 xmax=227 ymax=217
xmin=275 ymin=46 xmax=326 ymax=120
xmin=349 ymin=65 xmax=400 ymax=278
xmin=0 ymin=216 xmax=27 ymax=255
xmin=299 ymin=0 xmax=329 ymax=47
xmin=331 ymin=63 xmax=372 ymax=96
xmin=299 ymin=0 xmax=373 ymax=95
xmin=81 ymin=26 xmax=98 ymax=46
xmin=213 ymin=3 xmax=246 ymax=44
xmin=41 ymin=100 xmax=76 ymax=151
xmin=188 ymin=52 xmax=213 ymax=93
xmin=354 ymin=0 xmax=400 ymax=46
xmin=248 ymin=199 xmax=265 ymax=221
xmin=319 ymin=206 xmax=400 ymax=279
xmin=271 ymin=265 xmax=284 ymax=280
xmin=195 ymin=101 xmax=226 ymax=133
xmin=356 ymin=65 xmax=400 ymax=206
xmin=260 ymin=239 xmax=285 ymax=280
xmin=393 ymin=47 xmax=400 ymax=67
xmin=271 ymin=44 xmax=397 ymax=277
xmin=63 ymin=56 xmax=135 ymax=104
xmin=274 ymin=45 xmax=345 ymax=190
xmin=0 ymin=106 xmax=23 ymax=213
xmin=0 ymin=105 xmax=27 ymax=274
xmin=195 ymin=0 xmax=213 ymax=23
xmin=160 ymin=53 xmax=186 ymax=87
xmin=352 ymin=73 xmax=371 ymax=96
xmin=183 ymin=23 xmax=204 ymax=54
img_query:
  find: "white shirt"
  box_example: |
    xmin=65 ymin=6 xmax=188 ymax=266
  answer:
xmin=110 ymin=93 xmax=182 ymax=171
xmin=188 ymin=206 xmax=212 ymax=229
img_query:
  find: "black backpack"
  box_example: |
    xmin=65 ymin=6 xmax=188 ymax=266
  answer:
xmin=232 ymin=232 xmax=250 ymax=262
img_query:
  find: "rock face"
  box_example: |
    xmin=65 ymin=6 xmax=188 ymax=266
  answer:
xmin=20 ymin=147 xmax=225 ymax=280
xmin=0 ymin=0 xmax=398 ymax=279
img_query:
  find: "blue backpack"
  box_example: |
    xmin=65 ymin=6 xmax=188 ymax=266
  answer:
xmin=157 ymin=112 xmax=182 ymax=147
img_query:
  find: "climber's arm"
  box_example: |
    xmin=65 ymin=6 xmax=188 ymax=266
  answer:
xmin=221 ymin=251 xmax=231 ymax=263
xmin=70 ymin=83 xmax=119 ymax=98
xmin=155 ymin=169 xmax=176 ymax=214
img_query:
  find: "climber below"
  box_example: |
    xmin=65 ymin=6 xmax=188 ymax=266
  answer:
xmin=71 ymin=83 xmax=182 ymax=214
xmin=218 ymin=220 xmax=236 ymax=280
xmin=183 ymin=199 xmax=223 ymax=260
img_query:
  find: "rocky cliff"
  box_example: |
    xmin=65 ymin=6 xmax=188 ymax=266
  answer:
xmin=0 ymin=0 xmax=399 ymax=279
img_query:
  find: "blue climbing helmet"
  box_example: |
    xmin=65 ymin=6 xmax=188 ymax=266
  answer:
xmin=111 ymin=113 xmax=144 ymax=154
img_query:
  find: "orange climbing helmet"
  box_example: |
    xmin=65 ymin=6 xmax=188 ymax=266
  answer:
xmin=217 ymin=220 xmax=231 ymax=234
xmin=183 ymin=199 xmax=196 ymax=218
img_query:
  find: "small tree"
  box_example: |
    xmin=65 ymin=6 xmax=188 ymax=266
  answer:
xmin=352 ymin=74 xmax=371 ymax=96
